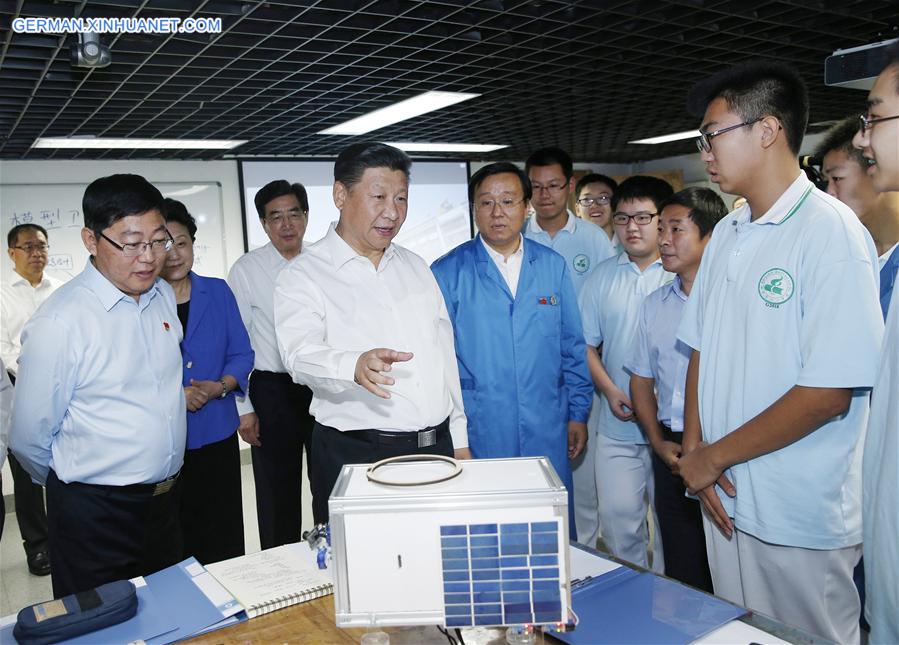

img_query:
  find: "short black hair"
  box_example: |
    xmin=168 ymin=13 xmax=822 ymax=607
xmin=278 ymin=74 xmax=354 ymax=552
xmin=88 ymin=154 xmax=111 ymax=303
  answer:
xmin=469 ymin=162 xmax=532 ymax=203
xmin=575 ymin=173 xmax=618 ymax=200
xmin=333 ymin=142 xmax=411 ymax=191
xmin=814 ymin=116 xmax=867 ymax=168
xmin=7 ymin=223 xmax=48 ymax=248
xmin=254 ymin=180 xmax=309 ymax=220
xmin=82 ymin=174 xmax=166 ymax=237
xmin=525 ymin=147 xmax=574 ymax=181
xmin=687 ymin=61 xmax=809 ymax=155
xmin=611 ymin=176 xmax=674 ymax=212
xmin=659 ymin=187 xmax=728 ymax=239
xmin=163 ymin=198 xmax=198 ymax=241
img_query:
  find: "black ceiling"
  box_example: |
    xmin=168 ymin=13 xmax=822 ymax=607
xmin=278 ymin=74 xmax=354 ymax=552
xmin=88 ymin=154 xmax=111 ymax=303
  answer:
xmin=1 ymin=0 xmax=896 ymax=163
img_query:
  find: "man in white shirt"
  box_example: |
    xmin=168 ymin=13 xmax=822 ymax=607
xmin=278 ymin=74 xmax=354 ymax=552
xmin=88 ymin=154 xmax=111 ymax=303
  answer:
xmin=227 ymin=180 xmax=314 ymax=549
xmin=677 ymin=62 xmax=882 ymax=643
xmin=1 ymin=223 xmax=63 ymax=577
xmin=274 ymin=142 xmax=470 ymax=523
xmin=853 ymin=41 xmax=899 ymax=645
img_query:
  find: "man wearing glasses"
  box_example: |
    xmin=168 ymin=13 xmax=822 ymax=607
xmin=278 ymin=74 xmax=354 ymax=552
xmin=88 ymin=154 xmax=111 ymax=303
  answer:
xmin=854 ymin=40 xmax=899 ymax=644
xmin=524 ymin=147 xmax=615 ymax=295
xmin=431 ymin=162 xmax=592 ymax=539
xmin=227 ymin=180 xmax=314 ymax=550
xmin=9 ymin=174 xmax=186 ymax=598
xmin=577 ymin=176 xmax=673 ymax=570
xmin=1 ymin=224 xmax=62 ymax=577
xmin=676 ymin=62 xmax=882 ymax=643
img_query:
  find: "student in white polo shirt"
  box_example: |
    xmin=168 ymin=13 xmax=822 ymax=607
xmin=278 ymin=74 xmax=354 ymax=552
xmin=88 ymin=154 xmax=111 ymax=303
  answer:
xmin=676 ymin=62 xmax=883 ymax=643
xmin=626 ymin=187 xmax=727 ymax=593
xmin=578 ymin=175 xmax=674 ymax=571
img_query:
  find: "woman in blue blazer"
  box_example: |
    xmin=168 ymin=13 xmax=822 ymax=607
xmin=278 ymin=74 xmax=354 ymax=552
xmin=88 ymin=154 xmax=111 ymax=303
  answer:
xmin=162 ymin=199 xmax=254 ymax=565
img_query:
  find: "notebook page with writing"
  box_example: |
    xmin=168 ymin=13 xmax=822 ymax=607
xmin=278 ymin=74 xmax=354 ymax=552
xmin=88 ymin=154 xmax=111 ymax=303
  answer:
xmin=205 ymin=543 xmax=333 ymax=618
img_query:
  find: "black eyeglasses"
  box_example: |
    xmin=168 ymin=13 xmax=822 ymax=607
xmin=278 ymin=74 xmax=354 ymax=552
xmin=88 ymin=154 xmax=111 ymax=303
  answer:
xmin=858 ymin=113 xmax=899 ymax=133
xmin=99 ymin=232 xmax=173 ymax=257
xmin=695 ymin=118 xmax=762 ymax=153
xmin=576 ymin=195 xmax=611 ymax=207
xmin=11 ymin=243 xmax=49 ymax=254
xmin=612 ymin=212 xmax=658 ymax=226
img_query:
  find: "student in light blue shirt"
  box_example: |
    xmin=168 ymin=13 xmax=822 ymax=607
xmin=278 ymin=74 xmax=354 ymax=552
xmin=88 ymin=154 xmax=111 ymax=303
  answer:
xmin=677 ymin=62 xmax=883 ymax=644
xmin=9 ymin=174 xmax=187 ymax=599
xmin=578 ymin=176 xmax=674 ymax=570
xmin=626 ymin=187 xmax=727 ymax=593
xmin=853 ymin=43 xmax=899 ymax=645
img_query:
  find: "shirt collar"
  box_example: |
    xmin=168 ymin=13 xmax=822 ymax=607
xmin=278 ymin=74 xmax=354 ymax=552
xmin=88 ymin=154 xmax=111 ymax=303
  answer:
xmin=480 ymin=234 xmax=524 ymax=264
xmin=9 ymin=270 xmax=54 ymax=289
xmin=526 ymin=210 xmax=576 ymax=235
xmin=736 ymin=173 xmax=812 ymax=226
xmin=617 ymin=250 xmax=663 ymax=272
xmin=82 ymin=258 xmax=159 ymax=311
xmin=661 ymin=275 xmax=688 ymax=302
xmin=324 ymin=221 xmax=397 ymax=270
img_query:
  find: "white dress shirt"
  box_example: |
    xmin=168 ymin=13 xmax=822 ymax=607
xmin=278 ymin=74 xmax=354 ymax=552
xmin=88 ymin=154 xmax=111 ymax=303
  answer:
xmin=480 ymin=234 xmax=524 ymax=297
xmin=227 ymin=242 xmax=296 ymax=415
xmin=273 ymin=224 xmax=468 ymax=449
xmin=1 ymin=271 xmax=64 ymax=375
xmin=9 ymin=260 xmax=186 ymax=486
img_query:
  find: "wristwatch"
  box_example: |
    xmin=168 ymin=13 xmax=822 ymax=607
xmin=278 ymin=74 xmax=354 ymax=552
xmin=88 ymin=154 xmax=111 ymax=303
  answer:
xmin=219 ymin=379 xmax=228 ymax=399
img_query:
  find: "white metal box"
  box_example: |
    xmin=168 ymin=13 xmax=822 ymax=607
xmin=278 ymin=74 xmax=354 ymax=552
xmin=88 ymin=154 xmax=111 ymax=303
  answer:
xmin=329 ymin=456 xmax=571 ymax=628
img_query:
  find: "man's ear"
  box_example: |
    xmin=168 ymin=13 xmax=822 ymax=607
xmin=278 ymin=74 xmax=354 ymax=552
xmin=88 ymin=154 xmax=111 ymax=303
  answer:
xmin=333 ymin=181 xmax=348 ymax=210
xmin=81 ymin=227 xmax=98 ymax=256
xmin=759 ymin=115 xmax=783 ymax=150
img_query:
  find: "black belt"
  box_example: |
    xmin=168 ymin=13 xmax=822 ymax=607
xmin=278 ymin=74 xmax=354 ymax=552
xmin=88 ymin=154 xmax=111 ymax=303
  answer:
xmin=659 ymin=423 xmax=683 ymax=444
xmin=114 ymin=472 xmax=180 ymax=497
xmin=344 ymin=417 xmax=450 ymax=448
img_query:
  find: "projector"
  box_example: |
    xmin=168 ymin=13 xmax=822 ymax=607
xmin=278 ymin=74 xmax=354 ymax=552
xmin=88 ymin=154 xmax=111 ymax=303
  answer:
xmin=70 ymin=32 xmax=111 ymax=69
xmin=825 ymin=38 xmax=898 ymax=90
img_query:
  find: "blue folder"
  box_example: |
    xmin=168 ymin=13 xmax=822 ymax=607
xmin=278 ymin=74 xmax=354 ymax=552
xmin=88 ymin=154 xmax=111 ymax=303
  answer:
xmin=553 ymin=566 xmax=747 ymax=644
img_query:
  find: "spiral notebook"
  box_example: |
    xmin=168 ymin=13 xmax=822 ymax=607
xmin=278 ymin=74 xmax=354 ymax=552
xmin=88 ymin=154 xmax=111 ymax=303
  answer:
xmin=205 ymin=543 xmax=333 ymax=619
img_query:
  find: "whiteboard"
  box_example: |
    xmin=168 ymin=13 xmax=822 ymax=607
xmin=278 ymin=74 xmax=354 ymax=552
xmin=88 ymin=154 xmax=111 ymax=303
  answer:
xmin=239 ymin=160 xmax=472 ymax=265
xmin=0 ymin=181 xmax=228 ymax=288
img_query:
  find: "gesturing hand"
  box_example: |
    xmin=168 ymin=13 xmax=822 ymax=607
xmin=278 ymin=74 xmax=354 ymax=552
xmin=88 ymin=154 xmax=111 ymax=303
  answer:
xmin=354 ymin=348 xmax=413 ymax=399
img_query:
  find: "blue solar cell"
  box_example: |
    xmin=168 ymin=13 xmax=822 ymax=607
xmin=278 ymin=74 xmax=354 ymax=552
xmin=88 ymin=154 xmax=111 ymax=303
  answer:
xmin=501 ymin=568 xmax=529 ymax=580
xmin=473 ymin=581 xmax=500 ymax=592
xmin=500 ymin=533 xmax=529 ymax=546
xmin=531 ymin=533 xmax=558 ymax=547
xmin=472 ymin=591 xmax=501 ymax=603
xmin=474 ymin=614 xmax=503 ymax=626
xmin=446 ymin=616 xmax=471 ymax=627
xmin=532 ymin=568 xmax=559 ymax=579
xmin=445 ymin=593 xmax=471 ymax=605
xmin=533 ymin=600 xmax=562 ymax=613
xmin=504 ymin=611 xmax=534 ymax=624
xmin=503 ymin=592 xmax=531 ymax=605
xmin=470 ymin=524 xmax=498 ymax=534
xmin=441 ymin=525 xmax=467 ymax=536
xmin=472 ymin=569 xmax=500 ymax=581
xmin=530 ymin=555 xmax=558 ymax=566
xmin=500 ymin=556 xmax=528 ymax=567
xmin=441 ymin=537 xmax=468 ymax=549
xmin=444 ymin=571 xmax=470 ymax=582
xmin=501 ymin=523 xmax=529 ymax=534
xmin=471 ymin=557 xmax=500 ymax=570
xmin=442 ymin=559 xmax=471 ymax=571
xmin=445 ymin=604 xmax=472 ymax=616
xmin=532 ymin=580 xmax=557 ymax=591
xmin=500 ymin=543 xmax=528 ymax=556
xmin=473 ymin=603 xmax=502 ymax=615
xmin=501 ymin=580 xmax=530 ymax=592
xmin=534 ymin=610 xmax=561 ymax=623
xmin=444 ymin=582 xmax=471 ymax=593
xmin=470 ymin=546 xmax=499 ymax=558
xmin=530 ymin=522 xmax=556 ymax=532
xmin=532 ymin=589 xmax=560 ymax=602
xmin=470 ymin=535 xmax=498 ymax=547
xmin=441 ymin=548 xmax=469 ymax=561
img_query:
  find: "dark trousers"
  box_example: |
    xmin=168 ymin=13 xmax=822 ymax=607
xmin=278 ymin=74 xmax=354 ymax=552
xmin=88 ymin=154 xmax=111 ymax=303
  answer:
xmin=652 ymin=429 xmax=713 ymax=593
xmin=45 ymin=469 xmax=183 ymax=598
xmin=248 ymin=371 xmax=314 ymax=549
xmin=310 ymin=419 xmax=454 ymax=524
xmin=180 ymin=431 xmax=244 ymax=565
xmin=7 ymin=450 xmax=49 ymax=557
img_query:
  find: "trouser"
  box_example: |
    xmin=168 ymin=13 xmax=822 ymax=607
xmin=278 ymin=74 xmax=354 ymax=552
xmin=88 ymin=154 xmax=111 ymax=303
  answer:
xmin=248 ymin=370 xmax=314 ymax=550
xmin=703 ymin=513 xmax=861 ymax=644
xmin=651 ymin=426 xmax=712 ymax=592
xmin=571 ymin=402 xmax=601 ymax=547
xmin=594 ymin=433 xmax=663 ymax=572
xmin=310 ymin=419 xmax=454 ymax=524
xmin=46 ymin=469 xmax=182 ymax=598
xmin=180 ymin=431 xmax=244 ymax=565
xmin=8 ymin=450 xmax=49 ymax=557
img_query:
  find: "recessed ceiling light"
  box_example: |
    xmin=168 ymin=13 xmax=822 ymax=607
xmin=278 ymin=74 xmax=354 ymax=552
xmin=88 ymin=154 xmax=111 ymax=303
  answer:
xmin=384 ymin=142 xmax=508 ymax=153
xmin=32 ymin=137 xmax=247 ymax=150
xmin=628 ymin=130 xmax=700 ymax=145
xmin=319 ymin=91 xmax=480 ymax=136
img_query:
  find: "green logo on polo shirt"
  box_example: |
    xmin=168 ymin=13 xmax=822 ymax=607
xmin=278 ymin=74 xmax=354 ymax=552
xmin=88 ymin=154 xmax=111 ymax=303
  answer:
xmin=758 ymin=268 xmax=794 ymax=307
xmin=573 ymin=254 xmax=589 ymax=274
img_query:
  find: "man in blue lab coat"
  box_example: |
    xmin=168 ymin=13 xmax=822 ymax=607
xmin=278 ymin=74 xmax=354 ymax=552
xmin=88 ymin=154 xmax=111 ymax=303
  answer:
xmin=432 ymin=162 xmax=593 ymax=538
